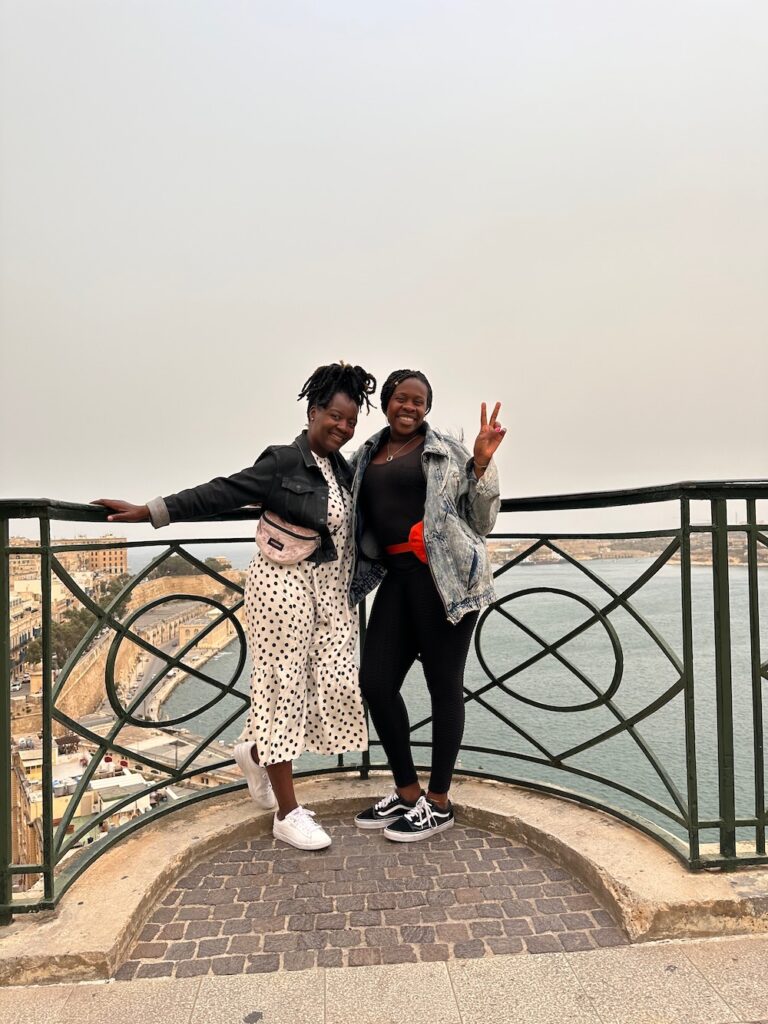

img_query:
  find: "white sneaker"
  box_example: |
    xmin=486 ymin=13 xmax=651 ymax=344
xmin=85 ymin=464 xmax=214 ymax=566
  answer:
xmin=233 ymin=742 xmax=277 ymax=810
xmin=273 ymin=806 xmax=332 ymax=850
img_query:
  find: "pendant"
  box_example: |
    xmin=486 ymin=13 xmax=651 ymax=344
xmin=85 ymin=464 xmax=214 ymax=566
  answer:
xmin=386 ymin=456 xmax=393 ymax=462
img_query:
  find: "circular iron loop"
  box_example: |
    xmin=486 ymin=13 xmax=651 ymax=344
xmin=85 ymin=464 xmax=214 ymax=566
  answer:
xmin=105 ymin=593 xmax=247 ymax=728
xmin=475 ymin=586 xmax=624 ymax=712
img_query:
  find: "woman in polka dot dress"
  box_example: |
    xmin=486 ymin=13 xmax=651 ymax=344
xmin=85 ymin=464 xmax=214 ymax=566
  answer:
xmin=93 ymin=362 xmax=376 ymax=851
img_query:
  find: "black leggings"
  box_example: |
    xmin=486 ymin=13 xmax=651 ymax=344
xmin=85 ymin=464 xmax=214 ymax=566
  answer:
xmin=359 ymin=565 xmax=478 ymax=794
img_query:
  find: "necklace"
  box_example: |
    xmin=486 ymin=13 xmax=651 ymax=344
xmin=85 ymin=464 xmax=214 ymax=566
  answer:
xmin=386 ymin=434 xmax=420 ymax=462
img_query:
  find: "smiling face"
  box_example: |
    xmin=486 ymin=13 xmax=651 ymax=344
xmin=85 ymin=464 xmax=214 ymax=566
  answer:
xmin=306 ymin=391 xmax=359 ymax=456
xmin=384 ymin=377 xmax=430 ymax=443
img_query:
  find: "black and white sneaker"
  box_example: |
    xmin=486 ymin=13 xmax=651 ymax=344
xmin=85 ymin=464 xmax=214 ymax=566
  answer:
xmin=383 ymin=795 xmax=454 ymax=842
xmin=354 ymin=789 xmax=421 ymax=830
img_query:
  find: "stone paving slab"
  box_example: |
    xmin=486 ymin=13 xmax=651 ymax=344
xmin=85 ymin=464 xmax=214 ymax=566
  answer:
xmin=0 ymin=983 xmax=74 ymax=1024
xmin=193 ymin=971 xmax=324 ymax=1024
xmin=684 ymin=938 xmax=768 ymax=1023
xmin=449 ymin=953 xmax=600 ymax=1024
xmin=115 ymin=816 xmax=626 ymax=979
xmin=5 ymin=939 xmax=768 ymax=1023
xmin=64 ymin=976 xmax=200 ymax=1024
xmin=566 ymin=945 xmax=735 ymax=1024
xmin=325 ymin=961 xmax=460 ymax=1024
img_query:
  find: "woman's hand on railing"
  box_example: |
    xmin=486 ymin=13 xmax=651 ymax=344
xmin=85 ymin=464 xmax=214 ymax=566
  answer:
xmin=91 ymin=498 xmax=151 ymax=523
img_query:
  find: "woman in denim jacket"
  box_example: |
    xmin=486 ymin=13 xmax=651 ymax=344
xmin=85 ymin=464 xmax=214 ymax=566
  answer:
xmin=350 ymin=369 xmax=505 ymax=841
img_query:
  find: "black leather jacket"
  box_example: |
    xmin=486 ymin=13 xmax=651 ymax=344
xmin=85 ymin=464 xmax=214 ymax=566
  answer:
xmin=151 ymin=432 xmax=352 ymax=565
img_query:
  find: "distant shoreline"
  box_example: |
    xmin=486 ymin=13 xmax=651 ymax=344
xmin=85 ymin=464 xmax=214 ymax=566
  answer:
xmin=488 ymin=541 xmax=767 ymax=570
xmin=488 ymin=553 xmax=765 ymax=569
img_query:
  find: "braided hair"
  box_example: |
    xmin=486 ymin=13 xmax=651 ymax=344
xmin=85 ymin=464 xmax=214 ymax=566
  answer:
xmin=297 ymin=362 xmax=376 ymax=414
xmin=380 ymin=369 xmax=433 ymax=413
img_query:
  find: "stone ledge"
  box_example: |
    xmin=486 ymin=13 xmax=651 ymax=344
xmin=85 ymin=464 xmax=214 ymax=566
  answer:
xmin=1 ymin=774 xmax=767 ymax=986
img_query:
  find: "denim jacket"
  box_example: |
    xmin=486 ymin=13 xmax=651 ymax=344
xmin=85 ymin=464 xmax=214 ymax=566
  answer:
xmin=348 ymin=424 xmax=500 ymax=623
xmin=147 ymin=432 xmax=351 ymax=565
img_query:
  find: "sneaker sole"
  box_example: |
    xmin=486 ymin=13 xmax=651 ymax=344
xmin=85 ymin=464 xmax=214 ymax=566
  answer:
xmin=233 ymin=746 xmax=277 ymax=810
xmin=354 ymin=815 xmax=404 ymax=830
xmin=383 ymin=818 xmax=455 ymax=843
xmin=272 ymin=825 xmax=332 ymax=851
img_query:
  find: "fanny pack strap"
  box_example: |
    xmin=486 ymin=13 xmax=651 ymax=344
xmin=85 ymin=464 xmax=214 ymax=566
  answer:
xmin=384 ymin=521 xmax=428 ymax=564
xmin=386 ymin=541 xmax=413 ymax=555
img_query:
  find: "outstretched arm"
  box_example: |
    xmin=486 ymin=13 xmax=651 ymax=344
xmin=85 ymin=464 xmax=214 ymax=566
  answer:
xmin=92 ymin=450 xmax=278 ymax=528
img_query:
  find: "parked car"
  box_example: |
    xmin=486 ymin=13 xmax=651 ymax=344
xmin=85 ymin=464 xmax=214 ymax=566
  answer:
xmin=11 ymin=682 xmax=22 ymax=692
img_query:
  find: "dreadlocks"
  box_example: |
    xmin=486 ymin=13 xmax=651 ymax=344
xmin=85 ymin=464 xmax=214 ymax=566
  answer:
xmin=297 ymin=362 xmax=377 ymax=414
xmin=380 ymin=369 xmax=433 ymax=413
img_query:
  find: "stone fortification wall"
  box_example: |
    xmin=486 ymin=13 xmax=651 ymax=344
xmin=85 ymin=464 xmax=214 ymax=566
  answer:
xmin=10 ymin=702 xmax=62 ymax=740
xmin=56 ymin=633 xmax=144 ymax=722
xmin=124 ymin=571 xmax=245 ymax=610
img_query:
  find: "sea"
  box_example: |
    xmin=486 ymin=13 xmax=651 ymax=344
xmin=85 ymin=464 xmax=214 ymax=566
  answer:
xmin=129 ymin=544 xmax=768 ymax=846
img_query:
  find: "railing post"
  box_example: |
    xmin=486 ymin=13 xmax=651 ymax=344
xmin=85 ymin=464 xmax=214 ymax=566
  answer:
xmin=711 ymin=499 xmax=736 ymax=862
xmin=746 ymin=498 xmax=765 ymax=855
xmin=40 ymin=517 xmax=55 ymax=901
xmin=0 ymin=517 xmax=13 ymax=925
xmin=679 ymin=499 xmax=700 ymax=865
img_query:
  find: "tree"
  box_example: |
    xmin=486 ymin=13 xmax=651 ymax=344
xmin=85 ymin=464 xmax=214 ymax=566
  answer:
xmin=51 ymin=605 xmax=95 ymax=665
xmin=204 ymin=557 xmax=231 ymax=574
xmin=147 ymin=555 xmax=202 ymax=580
xmin=23 ymin=638 xmax=42 ymax=665
xmin=95 ymin=573 xmax=131 ymax=609
xmin=21 ymin=574 xmax=133 ymax=669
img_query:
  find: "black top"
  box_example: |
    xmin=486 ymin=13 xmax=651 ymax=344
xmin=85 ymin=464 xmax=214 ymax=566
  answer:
xmin=360 ymin=439 xmax=427 ymax=573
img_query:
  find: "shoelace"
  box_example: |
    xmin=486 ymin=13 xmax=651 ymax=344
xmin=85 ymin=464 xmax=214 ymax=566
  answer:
xmin=375 ymin=790 xmax=400 ymax=812
xmin=286 ymin=806 xmax=320 ymax=835
xmin=403 ymin=795 xmax=438 ymax=829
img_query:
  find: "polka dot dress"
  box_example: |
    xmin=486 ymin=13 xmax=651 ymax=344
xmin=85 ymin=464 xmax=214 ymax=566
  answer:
xmin=240 ymin=454 xmax=367 ymax=765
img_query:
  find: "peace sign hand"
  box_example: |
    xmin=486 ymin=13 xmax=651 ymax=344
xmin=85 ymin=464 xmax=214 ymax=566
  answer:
xmin=473 ymin=401 xmax=506 ymax=473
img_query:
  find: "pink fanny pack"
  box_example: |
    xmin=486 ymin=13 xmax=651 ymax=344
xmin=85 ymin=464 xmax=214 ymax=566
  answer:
xmin=256 ymin=512 xmax=321 ymax=565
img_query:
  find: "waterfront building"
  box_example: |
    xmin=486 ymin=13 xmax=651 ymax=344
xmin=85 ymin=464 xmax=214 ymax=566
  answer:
xmin=178 ymin=611 xmax=237 ymax=652
xmin=11 ymin=534 xmax=129 ymax=577
xmin=10 ymin=738 xmax=156 ymax=891
xmin=8 ymin=541 xmax=39 ymax=579
xmin=55 ymin=534 xmax=129 ymax=576
xmin=7 ymin=536 xmax=128 ymax=676
xmin=9 ymin=593 xmax=40 ymax=670
xmin=10 ymin=751 xmax=43 ymax=892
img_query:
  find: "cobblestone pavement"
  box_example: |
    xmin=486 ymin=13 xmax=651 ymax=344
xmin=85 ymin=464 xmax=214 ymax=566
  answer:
xmin=115 ymin=817 xmax=627 ymax=980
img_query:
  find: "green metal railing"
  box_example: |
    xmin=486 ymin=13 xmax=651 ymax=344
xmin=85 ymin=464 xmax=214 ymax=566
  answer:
xmin=1 ymin=482 xmax=767 ymax=922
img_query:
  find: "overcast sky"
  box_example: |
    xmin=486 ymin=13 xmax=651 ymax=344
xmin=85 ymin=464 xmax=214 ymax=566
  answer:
xmin=2 ymin=1 xmax=766 ymax=538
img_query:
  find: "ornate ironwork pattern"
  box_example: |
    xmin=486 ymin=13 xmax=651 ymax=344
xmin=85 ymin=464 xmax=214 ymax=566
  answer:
xmin=1 ymin=483 xmax=767 ymax=923
xmin=470 ymin=542 xmax=689 ymax=841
